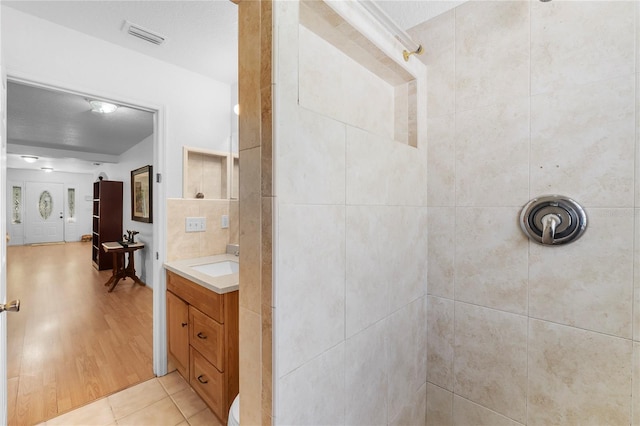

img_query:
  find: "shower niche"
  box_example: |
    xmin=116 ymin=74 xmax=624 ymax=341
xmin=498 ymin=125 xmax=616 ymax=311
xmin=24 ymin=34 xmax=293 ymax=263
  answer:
xmin=299 ymin=0 xmax=424 ymax=148
xmin=183 ymin=147 xmax=238 ymax=200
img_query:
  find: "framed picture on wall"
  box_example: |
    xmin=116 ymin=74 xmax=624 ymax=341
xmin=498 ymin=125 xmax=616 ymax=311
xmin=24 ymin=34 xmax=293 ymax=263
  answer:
xmin=131 ymin=165 xmax=152 ymax=223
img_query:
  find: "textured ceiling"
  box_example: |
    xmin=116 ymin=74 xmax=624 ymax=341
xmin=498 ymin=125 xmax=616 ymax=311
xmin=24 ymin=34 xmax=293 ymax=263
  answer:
xmin=8 ymin=82 xmax=154 ymax=156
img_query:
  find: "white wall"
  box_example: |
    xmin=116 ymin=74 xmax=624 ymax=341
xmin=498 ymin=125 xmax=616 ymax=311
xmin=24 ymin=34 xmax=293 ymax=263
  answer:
xmin=6 ymin=168 xmax=92 ymax=245
xmin=1 ymin=5 xmax=232 ymax=200
xmin=100 ymin=135 xmax=154 ymax=287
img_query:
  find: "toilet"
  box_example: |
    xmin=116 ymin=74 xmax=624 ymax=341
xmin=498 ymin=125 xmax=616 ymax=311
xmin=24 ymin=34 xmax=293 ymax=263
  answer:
xmin=228 ymin=395 xmax=240 ymax=426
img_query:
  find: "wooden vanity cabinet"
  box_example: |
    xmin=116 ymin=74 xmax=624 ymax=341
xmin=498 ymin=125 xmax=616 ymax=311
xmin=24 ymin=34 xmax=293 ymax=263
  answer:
xmin=166 ymin=270 xmax=239 ymax=423
xmin=167 ymin=291 xmax=189 ymax=378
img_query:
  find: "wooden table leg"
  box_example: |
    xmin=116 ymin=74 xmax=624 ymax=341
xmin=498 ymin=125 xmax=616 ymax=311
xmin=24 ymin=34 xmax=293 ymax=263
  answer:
xmin=124 ymin=251 xmax=146 ymax=287
xmin=106 ymin=251 xmax=124 ymax=292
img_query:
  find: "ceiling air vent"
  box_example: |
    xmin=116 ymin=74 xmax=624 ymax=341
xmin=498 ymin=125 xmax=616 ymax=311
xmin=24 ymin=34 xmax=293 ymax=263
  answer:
xmin=123 ymin=20 xmax=165 ymax=45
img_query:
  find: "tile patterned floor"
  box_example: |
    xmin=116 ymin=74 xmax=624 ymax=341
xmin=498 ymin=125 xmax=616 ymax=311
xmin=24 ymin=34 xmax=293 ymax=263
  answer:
xmin=38 ymin=372 xmax=224 ymax=426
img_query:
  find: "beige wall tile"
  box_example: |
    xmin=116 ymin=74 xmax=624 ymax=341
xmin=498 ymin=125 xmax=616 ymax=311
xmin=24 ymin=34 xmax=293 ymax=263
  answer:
xmin=455 ymin=0 xmax=529 ymax=111
xmin=531 ymin=0 xmax=635 ymax=95
xmin=167 ymin=199 xmax=200 ymax=262
xmin=387 ymin=298 xmax=427 ymax=422
xmin=636 ymin=208 xmax=640 ymax=341
xmin=238 ymin=0 xmax=262 ymax=152
xmin=346 ymin=205 xmax=428 ymax=337
xmin=637 ymin=72 xmax=640 ymax=209
xmin=528 ymin=319 xmax=632 ymax=425
xmin=239 ymin=147 xmax=261 ymax=314
xmin=276 ymin=204 xmax=345 ymax=376
xmin=529 ymin=208 xmax=634 ymax=338
xmin=228 ymin=200 xmax=239 ymax=245
xmin=239 ymin=307 xmax=261 ymax=426
xmin=390 ymin=383 xmax=427 ymax=426
xmin=530 ymin=76 xmax=635 ymax=208
xmin=427 ymin=296 xmax=454 ymax=391
xmin=455 ymin=207 xmax=528 ymax=314
xmin=453 ymin=395 xmax=524 ymax=426
xmin=426 ymin=383 xmax=452 ymax=426
xmin=345 ymin=320 xmax=387 ymax=425
xmin=346 ymin=126 xmax=428 ymax=207
xmin=427 ymin=114 xmax=455 ymax=207
xmin=166 ymin=199 xmax=230 ymax=262
xmin=299 ymin=25 xmax=394 ymax=139
xmin=277 ymin=107 xmax=346 ymax=205
xmin=634 ymin=342 xmax=640 ymax=426
xmin=427 ymin=207 xmax=454 ymax=299
xmin=410 ymin=10 xmax=455 ymax=118
xmin=277 ymin=343 xmax=345 ymax=425
xmin=454 ymin=302 xmax=527 ymax=423
xmin=199 ymin=200 xmax=229 ymax=257
xmin=455 ymin=98 xmax=529 ymax=207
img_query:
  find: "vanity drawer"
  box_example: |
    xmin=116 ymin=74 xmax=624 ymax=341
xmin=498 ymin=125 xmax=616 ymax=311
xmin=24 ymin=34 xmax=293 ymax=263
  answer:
xmin=167 ymin=270 xmax=224 ymax=322
xmin=190 ymin=347 xmax=225 ymax=421
xmin=189 ymin=306 xmax=224 ymax=371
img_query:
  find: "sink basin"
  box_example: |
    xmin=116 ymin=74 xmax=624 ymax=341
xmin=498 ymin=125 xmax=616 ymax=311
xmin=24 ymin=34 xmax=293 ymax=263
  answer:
xmin=191 ymin=260 xmax=239 ymax=278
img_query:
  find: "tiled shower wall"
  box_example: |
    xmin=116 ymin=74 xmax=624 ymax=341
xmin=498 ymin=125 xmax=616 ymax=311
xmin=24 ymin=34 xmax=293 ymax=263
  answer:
xmin=411 ymin=1 xmax=640 ymax=424
xmin=271 ymin=2 xmax=429 ymax=424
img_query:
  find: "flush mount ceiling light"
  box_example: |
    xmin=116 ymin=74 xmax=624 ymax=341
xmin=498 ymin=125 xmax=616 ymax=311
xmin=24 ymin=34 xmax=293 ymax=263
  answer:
xmin=21 ymin=155 xmax=39 ymax=163
xmin=41 ymin=167 xmax=53 ymax=173
xmin=89 ymin=100 xmax=118 ymax=114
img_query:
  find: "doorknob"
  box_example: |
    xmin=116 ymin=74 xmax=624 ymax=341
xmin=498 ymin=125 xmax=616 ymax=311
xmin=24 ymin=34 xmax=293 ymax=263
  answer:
xmin=0 ymin=299 xmax=20 ymax=313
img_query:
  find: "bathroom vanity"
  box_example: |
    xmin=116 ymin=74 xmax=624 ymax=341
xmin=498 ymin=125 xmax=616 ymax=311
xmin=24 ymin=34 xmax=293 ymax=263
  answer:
xmin=165 ymin=255 xmax=239 ymax=423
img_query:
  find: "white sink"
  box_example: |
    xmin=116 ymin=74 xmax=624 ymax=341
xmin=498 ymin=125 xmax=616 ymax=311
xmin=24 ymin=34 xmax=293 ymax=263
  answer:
xmin=191 ymin=260 xmax=239 ymax=278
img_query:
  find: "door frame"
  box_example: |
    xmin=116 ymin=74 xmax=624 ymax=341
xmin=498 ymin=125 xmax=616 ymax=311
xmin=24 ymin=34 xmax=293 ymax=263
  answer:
xmin=1 ymin=74 xmax=168 ymax=416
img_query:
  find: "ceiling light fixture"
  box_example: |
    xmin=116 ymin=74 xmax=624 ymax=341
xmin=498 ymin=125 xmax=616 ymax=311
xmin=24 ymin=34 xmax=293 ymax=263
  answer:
xmin=89 ymin=100 xmax=118 ymax=114
xmin=41 ymin=167 xmax=53 ymax=173
xmin=21 ymin=155 xmax=39 ymax=163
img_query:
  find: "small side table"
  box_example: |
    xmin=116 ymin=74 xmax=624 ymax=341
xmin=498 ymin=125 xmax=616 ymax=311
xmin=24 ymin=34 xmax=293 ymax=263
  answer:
xmin=102 ymin=241 xmax=146 ymax=292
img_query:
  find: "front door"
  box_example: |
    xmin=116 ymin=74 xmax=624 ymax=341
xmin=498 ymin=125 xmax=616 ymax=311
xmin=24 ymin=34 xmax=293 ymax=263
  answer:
xmin=25 ymin=182 xmax=64 ymax=244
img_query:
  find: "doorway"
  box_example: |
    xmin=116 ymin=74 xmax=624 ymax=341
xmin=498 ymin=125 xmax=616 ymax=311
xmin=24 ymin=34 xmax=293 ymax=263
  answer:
xmin=5 ymin=80 xmax=159 ymax=424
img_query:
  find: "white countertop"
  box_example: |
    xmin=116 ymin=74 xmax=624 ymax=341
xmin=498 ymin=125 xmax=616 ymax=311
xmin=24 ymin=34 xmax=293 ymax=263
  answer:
xmin=164 ymin=253 xmax=239 ymax=294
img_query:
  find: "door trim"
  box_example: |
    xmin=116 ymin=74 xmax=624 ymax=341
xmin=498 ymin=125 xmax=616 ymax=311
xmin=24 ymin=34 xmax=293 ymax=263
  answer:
xmin=4 ymin=73 xmax=168 ymax=380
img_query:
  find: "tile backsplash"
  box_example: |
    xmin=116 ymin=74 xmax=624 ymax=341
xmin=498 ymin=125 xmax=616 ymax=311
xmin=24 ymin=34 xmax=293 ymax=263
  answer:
xmin=166 ymin=198 xmax=238 ymax=262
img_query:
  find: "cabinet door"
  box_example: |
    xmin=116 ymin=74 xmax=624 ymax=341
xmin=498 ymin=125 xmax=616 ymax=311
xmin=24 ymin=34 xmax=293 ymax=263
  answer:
xmin=167 ymin=291 xmax=190 ymax=379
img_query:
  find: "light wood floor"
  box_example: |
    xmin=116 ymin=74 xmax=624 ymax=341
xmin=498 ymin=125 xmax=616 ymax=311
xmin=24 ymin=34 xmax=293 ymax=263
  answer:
xmin=6 ymin=242 xmax=154 ymax=425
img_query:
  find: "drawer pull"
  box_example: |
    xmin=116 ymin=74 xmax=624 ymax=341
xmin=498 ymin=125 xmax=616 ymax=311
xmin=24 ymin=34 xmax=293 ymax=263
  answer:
xmin=197 ymin=374 xmax=208 ymax=384
xmin=181 ymin=322 xmax=188 ymax=327
xmin=197 ymin=332 xmax=207 ymax=340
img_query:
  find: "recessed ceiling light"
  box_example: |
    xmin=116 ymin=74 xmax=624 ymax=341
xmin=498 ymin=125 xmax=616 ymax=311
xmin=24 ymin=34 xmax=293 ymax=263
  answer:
xmin=21 ymin=155 xmax=38 ymax=163
xmin=41 ymin=167 xmax=53 ymax=173
xmin=89 ymin=100 xmax=118 ymax=114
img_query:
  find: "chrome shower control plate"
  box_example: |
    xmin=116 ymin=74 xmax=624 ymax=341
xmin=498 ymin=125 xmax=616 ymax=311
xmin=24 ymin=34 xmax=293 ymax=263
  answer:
xmin=520 ymin=195 xmax=587 ymax=245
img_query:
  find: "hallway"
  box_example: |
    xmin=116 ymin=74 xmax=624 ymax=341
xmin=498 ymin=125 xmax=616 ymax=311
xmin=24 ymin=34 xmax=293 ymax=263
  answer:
xmin=7 ymin=242 xmax=154 ymax=425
